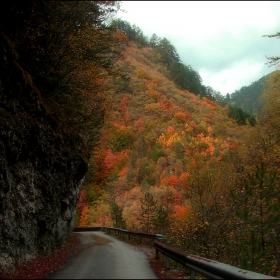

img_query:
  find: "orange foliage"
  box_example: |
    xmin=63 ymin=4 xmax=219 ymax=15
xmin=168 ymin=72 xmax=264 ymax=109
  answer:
xmin=145 ymin=103 xmax=159 ymax=114
xmin=99 ymin=149 xmax=129 ymax=180
xmin=77 ymin=189 xmax=87 ymax=209
xmin=120 ymin=94 xmax=131 ymax=111
xmin=177 ymin=172 xmax=190 ymax=188
xmin=185 ymin=111 xmax=192 ymax=119
xmin=103 ymin=149 xmax=118 ymax=170
xmin=78 ymin=204 xmax=89 ymax=227
xmin=174 ymin=111 xmax=186 ymax=119
xmin=190 ymin=120 xmax=198 ymax=129
xmin=158 ymin=132 xmax=181 ymax=148
xmin=151 ymin=90 xmax=160 ymax=102
xmin=119 ymin=166 xmax=128 ymax=177
xmin=124 ymin=111 xmax=130 ymax=125
xmin=113 ymin=29 xmax=127 ymax=44
xmin=161 ymin=175 xmax=179 ymax=186
xmin=204 ymin=98 xmax=217 ymax=109
xmin=229 ymin=143 xmax=239 ymax=150
xmin=136 ymin=116 xmax=145 ymax=133
xmin=172 ymin=205 xmax=187 ymax=219
xmin=95 ymin=78 xmax=104 ymax=86
xmin=167 ymin=126 xmax=175 ymax=135
xmin=159 ymin=94 xmax=172 ymax=112
xmin=206 ymin=145 xmax=215 ymax=156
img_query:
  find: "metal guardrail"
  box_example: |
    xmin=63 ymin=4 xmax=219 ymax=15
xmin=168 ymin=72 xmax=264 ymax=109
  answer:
xmin=74 ymin=227 xmax=279 ymax=279
xmin=73 ymin=227 xmax=102 ymax=232
xmin=154 ymin=240 xmax=279 ymax=279
xmin=102 ymin=226 xmax=164 ymax=242
xmin=73 ymin=226 xmax=163 ymax=242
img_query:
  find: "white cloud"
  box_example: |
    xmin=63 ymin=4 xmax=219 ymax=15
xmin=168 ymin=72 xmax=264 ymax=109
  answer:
xmin=117 ymin=1 xmax=280 ymax=95
xmin=200 ymin=60 xmax=265 ymax=94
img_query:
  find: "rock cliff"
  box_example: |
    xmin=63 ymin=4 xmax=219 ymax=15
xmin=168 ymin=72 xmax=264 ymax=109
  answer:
xmin=0 ymin=33 xmax=89 ymax=273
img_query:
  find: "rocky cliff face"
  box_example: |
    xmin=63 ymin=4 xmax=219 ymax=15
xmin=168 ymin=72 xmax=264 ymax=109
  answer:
xmin=0 ymin=34 xmax=89 ymax=273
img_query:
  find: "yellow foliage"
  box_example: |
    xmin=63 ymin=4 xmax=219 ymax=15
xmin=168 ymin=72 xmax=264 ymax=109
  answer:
xmin=157 ymin=132 xmax=182 ymax=148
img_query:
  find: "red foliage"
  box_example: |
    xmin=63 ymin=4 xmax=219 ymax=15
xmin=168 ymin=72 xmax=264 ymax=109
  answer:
xmin=78 ymin=204 xmax=89 ymax=227
xmin=159 ymin=95 xmax=172 ymax=112
xmin=136 ymin=116 xmax=145 ymax=133
xmin=167 ymin=126 xmax=175 ymax=135
xmin=185 ymin=111 xmax=192 ymax=119
xmin=77 ymin=189 xmax=87 ymax=210
xmin=124 ymin=111 xmax=130 ymax=125
xmin=151 ymin=78 xmax=159 ymax=86
xmin=204 ymin=98 xmax=217 ymax=109
xmin=203 ymin=117 xmax=211 ymax=123
xmin=113 ymin=29 xmax=127 ymax=44
xmin=100 ymin=149 xmax=119 ymax=179
xmin=95 ymin=78 xmax=104 ymax=86
xmin=206 ymin=145 xmax=215 ymax=156
xmin=119 ymin=166 xmax=128 ymax=177
xmin=177 ymin=172 xmax=190 ymax=189
xmin=161 ymin=175 xmax=178 ymax=187
xmin=172 ymin=205 xmax=187 ymax=218
xmin=190 ymin=120 xmax=198 ymax=129
xmin=229 ymin=143 xmax=239 ymax=150
xmin=174 ymin=112 xmax=186 ymax=119
xmin=120 ymin=95 xmax=131 ymax=111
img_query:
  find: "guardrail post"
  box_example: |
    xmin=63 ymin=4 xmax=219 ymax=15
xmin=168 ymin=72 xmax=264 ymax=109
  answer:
xmin=190 ymin=269 xmax=197 ymax=279
xmin=155 ymin=249 xmax=159 ymax=260
xmin=166 ymin=256 xmax=170 ymax=270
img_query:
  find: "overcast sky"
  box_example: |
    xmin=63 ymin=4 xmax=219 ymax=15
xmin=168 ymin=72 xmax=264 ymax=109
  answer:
xmin=115 ymin=1 xmax=280 ymax=95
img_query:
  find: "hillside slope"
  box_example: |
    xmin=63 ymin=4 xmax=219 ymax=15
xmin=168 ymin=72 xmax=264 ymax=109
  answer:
xmin=78 ymin=39 xmax=248 ymax=230
xmin=229 ymin=73 xmax=271 ymax=114
xmin=77 ymin=37 xmax=280 ymax=276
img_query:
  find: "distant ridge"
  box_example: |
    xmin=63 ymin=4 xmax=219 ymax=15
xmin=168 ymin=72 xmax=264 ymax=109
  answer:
xmin=229 ymin=72 xmax=273 ymax=114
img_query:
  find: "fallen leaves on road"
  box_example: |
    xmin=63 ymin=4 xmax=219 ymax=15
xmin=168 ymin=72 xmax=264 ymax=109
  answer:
xmin=123 ymin=238 xmax=190 ymax=279
xmin=0 ymin=234 xmax=82 ymax=279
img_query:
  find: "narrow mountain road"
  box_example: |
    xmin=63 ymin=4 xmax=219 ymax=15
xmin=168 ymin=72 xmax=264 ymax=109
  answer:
xmin=44 ymin=231 xmax=158 ymax=279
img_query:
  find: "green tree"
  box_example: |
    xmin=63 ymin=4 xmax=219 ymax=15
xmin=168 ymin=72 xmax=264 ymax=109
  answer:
xmin=150 ymin=144 xmax=166 ymax=163
xmin=153 ymin=204 xmax=170 ymax=234
xmin=137 ymin=160 xmax=155 ymax=185
xmin=140 ymin=192 xmax=158 ymax=232
xmin=231 ymin=163 xmax=280 ymax=274
xmin=260 ymin=70 xmax=280 ymax=140
xmin=111 ymin=202 xmax=126 ymax=229
xmin=149 ymin=33 xmax=160 ymax=47
xmin=138 ymin=134 xmax=147 ymax=157
xmin=227 ymin=104 xmax=256 ymax=126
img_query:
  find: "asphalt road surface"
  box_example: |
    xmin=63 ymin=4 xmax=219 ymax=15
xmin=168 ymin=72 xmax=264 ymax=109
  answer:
xmin=45 ymin=231 xmax=158 ymax=279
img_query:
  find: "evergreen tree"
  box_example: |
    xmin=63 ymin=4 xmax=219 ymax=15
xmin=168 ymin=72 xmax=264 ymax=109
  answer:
xmin=227 ymin=104 xmax=256 ymax=126
xmin=149 ymin=33 xmax=160 ymax=47
xmin=140 ymin=192 xmax=158 ymax=232
xmin=138 ymin=135 xmax=147 ymax=157
xmin=111 ymin=202 xmax=126 ymax=229
xmin=153 ymin=204 xmax=170 ymax=234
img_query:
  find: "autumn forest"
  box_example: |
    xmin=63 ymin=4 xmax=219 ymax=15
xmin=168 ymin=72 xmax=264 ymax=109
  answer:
xmin=2 ymin=1 xmax=280 ymax=277
xmin=75 ymin=11 xmax=280 ymax=277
